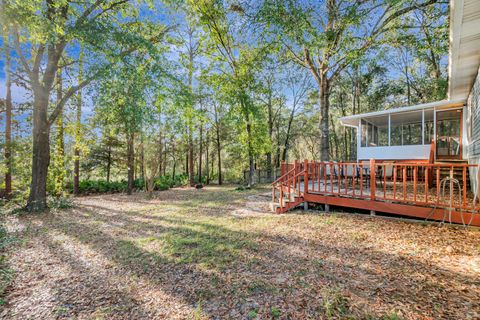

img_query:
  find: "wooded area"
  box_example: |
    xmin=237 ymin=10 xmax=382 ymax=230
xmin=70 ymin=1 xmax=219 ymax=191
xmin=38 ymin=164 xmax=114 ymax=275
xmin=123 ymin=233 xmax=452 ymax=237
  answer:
xmin=0 ymin=0 xmax=447 ymax=209
xmin=2 ymin=1 xmax=480 ymax=319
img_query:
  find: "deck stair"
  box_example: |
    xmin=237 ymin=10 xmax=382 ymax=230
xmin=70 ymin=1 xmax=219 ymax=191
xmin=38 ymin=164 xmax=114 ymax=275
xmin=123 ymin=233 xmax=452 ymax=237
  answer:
xmin=434 ymin=161 xmax=471 ymax=188
xmin=271 ymin=163 xmax=306 ymax=213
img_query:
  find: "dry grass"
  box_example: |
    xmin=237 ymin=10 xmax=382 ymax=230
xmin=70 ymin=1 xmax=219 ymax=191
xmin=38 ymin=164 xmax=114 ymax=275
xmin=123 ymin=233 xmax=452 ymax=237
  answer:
xmin=1 ymin=185 xmax=479 ymax=319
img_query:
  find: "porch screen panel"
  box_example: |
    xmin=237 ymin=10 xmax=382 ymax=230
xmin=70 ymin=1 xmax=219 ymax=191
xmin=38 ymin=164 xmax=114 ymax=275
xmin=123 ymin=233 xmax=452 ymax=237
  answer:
xmin=361 ymin=116 xmax=388 ymax=147
xmin=424 ymin=109 xmax=434 ymax=145
xmin=390 ymin=110 xmax=423 ymax=146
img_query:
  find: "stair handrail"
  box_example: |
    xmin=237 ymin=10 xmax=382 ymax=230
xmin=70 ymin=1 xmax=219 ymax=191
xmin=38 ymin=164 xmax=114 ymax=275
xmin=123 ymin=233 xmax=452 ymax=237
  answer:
xmin=271 ymin=166 xmax=296 ymax=186
xmin=272 ymin=164 xmax=308 ymax=207
xmin=275 ymin=170 xmax=307 ymax=210
xmin=288 ymin=171 xmax=306 ymax=197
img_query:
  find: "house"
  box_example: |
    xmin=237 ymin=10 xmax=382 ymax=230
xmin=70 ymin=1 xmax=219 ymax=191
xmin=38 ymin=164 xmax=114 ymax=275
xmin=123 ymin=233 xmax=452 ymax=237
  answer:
xmin=340 ymin=0 xmax=480 ymax=192
xmin=271 ymin=0 xmax=480 ymax=226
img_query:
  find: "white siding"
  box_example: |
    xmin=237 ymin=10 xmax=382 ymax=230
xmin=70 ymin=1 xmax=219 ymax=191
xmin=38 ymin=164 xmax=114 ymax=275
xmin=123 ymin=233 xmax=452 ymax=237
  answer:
xmin=466 ymin=66 xmax=480 ymax=194
xmin=357 ymin=145 xmax=431 ymax=161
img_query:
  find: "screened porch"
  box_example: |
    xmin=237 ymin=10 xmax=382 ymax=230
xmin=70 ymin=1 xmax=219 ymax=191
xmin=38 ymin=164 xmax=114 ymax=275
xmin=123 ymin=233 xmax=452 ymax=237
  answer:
xmin=340 ymin=101 xmax=465 ymax=161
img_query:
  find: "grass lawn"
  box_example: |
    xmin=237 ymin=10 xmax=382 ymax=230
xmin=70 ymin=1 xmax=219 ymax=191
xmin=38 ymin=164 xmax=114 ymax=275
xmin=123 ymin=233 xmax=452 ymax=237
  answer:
xmin=1 ymin=185 xmax=479 ymax=319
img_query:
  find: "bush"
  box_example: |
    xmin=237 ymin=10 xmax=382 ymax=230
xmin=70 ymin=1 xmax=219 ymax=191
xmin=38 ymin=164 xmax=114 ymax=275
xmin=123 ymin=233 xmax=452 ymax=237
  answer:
xmin=74 ymin=175 xmax=189 ymax=195
xmin=77 ymin=180 xmax=127 ymax=194
xmin=0 ymin=225 xmax=14 ymax=305
xmin=48 ymin=196 xmax=75 ymax=210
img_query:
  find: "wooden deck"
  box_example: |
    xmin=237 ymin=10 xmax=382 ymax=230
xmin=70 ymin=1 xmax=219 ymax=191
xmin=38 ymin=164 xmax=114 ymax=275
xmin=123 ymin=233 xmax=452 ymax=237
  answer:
xmin=271 ymin=160 xmax=480 ymax=227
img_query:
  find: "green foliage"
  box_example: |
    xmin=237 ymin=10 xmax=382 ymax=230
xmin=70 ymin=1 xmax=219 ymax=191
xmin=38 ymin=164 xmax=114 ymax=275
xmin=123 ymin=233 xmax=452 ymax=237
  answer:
xmin=322 ymin=288 xmax=350 ymax=319
xmin=48 ymin=196 xmax=75 ymax=210
xmin=73 ymin=175 xmax=189 ymax=195
xmin=0 ymin=224 xmax=14 ymax=305
xmin=77 ymin=180 xmax=127 ymax=194
xmin=270 ymin=306 xmax=281 ymax=319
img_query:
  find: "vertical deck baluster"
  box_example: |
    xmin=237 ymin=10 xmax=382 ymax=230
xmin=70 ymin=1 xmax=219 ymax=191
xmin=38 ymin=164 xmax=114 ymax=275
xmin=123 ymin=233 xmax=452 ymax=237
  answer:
xmin=370 ymin=159 xmax=376 ymax=200
xmin=337 ymin=163 xmax=341 ymax=194
xmin=463 ymin=166 xmax=467 ymax=209
xmin=330 ymin=162 xmax=334 ymax=193
xmin=352 ymin=163 xmax=357 ymax=197
xmin=304 ymin=160 xmax=309 ymax=195
xmin=413 ymin=165 xmax=418 ymax=203
xmin=436 ymin=167 xmax=440 ymax=203
xmin=425 ymin=165 xmax=429 ymax=204
xmin=360 ymin=164 xmax=363 ymax=197
xmin=403 ymin=166 xmax=407 ymax=201
xmin=344 ymin=164 xmax=348 ymax=195
xmin=383 ymin=164 xmax=386 ymax=199
xmin=317 ymin=162 xmax=320 ymax=192
xmin=393 ymin=166 xmax=397 ymax=200
xmin=279 ymin=186 xmax=283 ymax=210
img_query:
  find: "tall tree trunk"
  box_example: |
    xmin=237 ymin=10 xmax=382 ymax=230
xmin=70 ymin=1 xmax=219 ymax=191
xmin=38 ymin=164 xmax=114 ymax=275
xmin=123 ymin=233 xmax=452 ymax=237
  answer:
xmin=163 ymin=137 xmax=167 ymax=176
xmin=106 ymin=142 xmax=112 ymax=183
xmin=188 ymin=126 xmax=194 ymax=186
xmin=3 ymin=31 xmax=12 ymax=198
xmin=266 ymin=91 xmax=273 ymax=180
xmin=140 ymin=134 xmax=145 ymax=183
xmin=27 ymin=90 xmax=51 ymax=211
xmin=53 ymin=70 xmax=65 ymax=196
xmin=205 ymin=130 xmax=210 ymax=185
xmin=185 ymin=150 xmax=189 ymax=176
xmin=172 ymin=139 xmax=177 ymax=180
xmin=282 ymin=107 xmax=296 ymax=161
xmin=405 ymin=63 xmax=411 ymax=105
xmin=198 ymin=121 xmax=203 ymax=183
xmin=127 ymin=132 xmax=135 ymax=195
xmin=214 ymin=104 xmax=222 ymax=185
xmin=319 ymin=74 xmax=330 ymax=161
xmin=158 ymin=123 xmax=163 ymax=176
xmin=246 ymin=111 xmax=254 ymax=187
xmin=330 ymin=118 xmax=339 ymax=160
xmin=275 ymin=121 xmax=281 ymax=169
xmin=73 ymin=46 xmax=84 ymax=195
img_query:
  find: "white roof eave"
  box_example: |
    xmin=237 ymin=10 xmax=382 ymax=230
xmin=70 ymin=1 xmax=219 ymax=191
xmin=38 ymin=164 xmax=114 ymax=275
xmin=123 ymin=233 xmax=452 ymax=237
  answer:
xmin=448 ymin=0 xmax=480 ymax=100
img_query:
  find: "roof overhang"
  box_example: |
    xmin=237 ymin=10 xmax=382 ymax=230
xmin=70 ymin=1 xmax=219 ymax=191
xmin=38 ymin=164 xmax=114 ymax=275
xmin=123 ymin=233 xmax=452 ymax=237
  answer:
xmin=339 ymin=99 xmax=465 ymax=127
xmin=448 ymin=0 xmax=480 ymax=100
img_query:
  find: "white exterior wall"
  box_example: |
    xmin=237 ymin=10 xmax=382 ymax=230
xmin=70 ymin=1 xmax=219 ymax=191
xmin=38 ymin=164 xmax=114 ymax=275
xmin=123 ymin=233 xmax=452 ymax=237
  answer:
xmin=357 ymin=145 xmax=431 ymax=161
xmin=466 ymin=67 xmax=480 ymax=194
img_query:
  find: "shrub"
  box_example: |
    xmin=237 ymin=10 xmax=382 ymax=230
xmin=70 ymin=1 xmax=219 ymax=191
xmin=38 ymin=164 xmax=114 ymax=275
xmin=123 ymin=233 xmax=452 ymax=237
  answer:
xmin=77 ymin=180 xmax=127 ymax=194
xmin=48 ymin=196 xmax=75 ymax=210
xmin=74 ymin=175 xmax=188 ymax=196
xmin=0 ymin=225 xmax=14 ymax=305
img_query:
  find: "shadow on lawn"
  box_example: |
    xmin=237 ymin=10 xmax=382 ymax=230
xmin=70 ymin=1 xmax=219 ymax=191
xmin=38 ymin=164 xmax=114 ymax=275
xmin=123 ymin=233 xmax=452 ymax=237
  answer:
xmin=39 ymin=196 xmax=480 ymax=320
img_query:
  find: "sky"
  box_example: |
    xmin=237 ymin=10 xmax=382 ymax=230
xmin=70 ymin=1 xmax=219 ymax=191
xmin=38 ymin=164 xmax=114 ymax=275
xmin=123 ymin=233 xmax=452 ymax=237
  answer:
xmin=0 ymin=0 xmax=450 ymax=128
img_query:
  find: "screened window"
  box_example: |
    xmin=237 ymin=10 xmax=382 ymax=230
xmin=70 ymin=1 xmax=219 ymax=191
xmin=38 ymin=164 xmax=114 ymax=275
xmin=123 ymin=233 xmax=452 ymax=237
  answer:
xmin=360 ymin=109 xmax=431 ymax=147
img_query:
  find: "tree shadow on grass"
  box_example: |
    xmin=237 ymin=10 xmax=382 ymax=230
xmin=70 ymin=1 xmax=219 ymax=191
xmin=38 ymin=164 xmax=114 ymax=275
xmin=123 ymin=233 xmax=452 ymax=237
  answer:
xmin=41 ymin=201 xmax=480 ymax=319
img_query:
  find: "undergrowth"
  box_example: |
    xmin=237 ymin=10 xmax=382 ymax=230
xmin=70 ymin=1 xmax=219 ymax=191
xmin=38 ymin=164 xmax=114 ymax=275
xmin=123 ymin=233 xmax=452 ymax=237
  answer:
xmin=0 ymin=224 xmax=14 ymax=305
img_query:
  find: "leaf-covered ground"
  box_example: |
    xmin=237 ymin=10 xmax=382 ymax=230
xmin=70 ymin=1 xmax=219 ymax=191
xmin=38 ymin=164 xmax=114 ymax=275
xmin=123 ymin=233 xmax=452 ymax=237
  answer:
xmin=1 ymin=186 xmax=480 ymax=319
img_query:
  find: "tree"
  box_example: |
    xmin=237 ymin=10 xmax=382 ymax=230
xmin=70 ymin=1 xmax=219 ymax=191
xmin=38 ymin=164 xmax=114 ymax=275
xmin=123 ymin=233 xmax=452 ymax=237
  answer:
xmin=73 ymin=45 xmax=84 ymax=195
xmin=96 ymin=53 xmax=165 ymax=194
xmin=5 ymin=0 xmax=167 ymax=211
xmin=193 ymin=0 xmax=269 ymax=187
xmin=1 ymin=26 xmax=13 ymax=198
xmin=258 ymin=0 xmax=439 ymax=161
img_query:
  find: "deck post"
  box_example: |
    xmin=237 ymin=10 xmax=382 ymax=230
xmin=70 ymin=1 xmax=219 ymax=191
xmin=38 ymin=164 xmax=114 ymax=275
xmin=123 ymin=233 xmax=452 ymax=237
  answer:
xmin=304 ymin=159 xmax=309 ymax=195
xmin=325 ymin=204 xmax=330 ymax=214
xmin=281 ymin=160 xmax=286 ymax=176
xmin=370 ymin=158 xmax=376 ymax=201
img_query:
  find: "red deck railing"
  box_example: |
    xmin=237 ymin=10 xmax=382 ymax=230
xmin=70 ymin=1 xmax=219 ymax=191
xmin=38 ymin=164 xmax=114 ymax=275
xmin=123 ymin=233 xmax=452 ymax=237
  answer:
xmin=273 ymin=160 xmax=480 ymax=222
